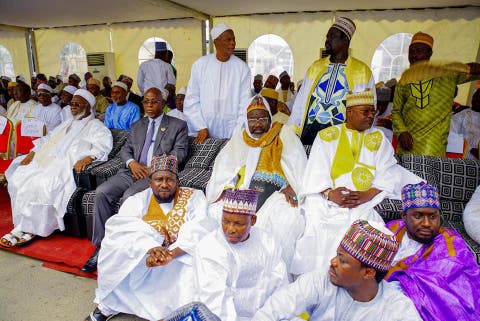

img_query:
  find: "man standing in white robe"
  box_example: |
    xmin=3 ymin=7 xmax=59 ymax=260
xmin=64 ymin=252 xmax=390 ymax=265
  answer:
xmin=88 ymin=154 xmax=212 ymax=321
xmin=292 ymin=90 xmax=422 ymax=275
xmin=206 ymin=95 xmax=307 ymax=271
xmin=30 ymin=83 xmax=62 ymax=133
xmin=194 ymin=189 xmax=288 ymax=321
xmin=0 ymin=89 xmax=112 ymax=247
xmin=184 ymin=23 xmax=251 ymax=143
xmin=252 ymin=220 xmax=421 ymax=321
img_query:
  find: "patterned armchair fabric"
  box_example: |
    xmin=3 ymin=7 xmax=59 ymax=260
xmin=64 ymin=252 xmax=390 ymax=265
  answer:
xmin=375 ymin=154 xmax=480 ymax=263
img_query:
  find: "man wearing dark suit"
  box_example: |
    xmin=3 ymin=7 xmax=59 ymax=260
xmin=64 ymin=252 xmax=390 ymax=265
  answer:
xmin=82 ymin=87 xmax=188 ymax=272
xmin=122 ymin=76 xmax=144 ymax=114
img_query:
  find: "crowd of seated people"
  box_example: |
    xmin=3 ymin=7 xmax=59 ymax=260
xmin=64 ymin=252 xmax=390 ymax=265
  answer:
xmin=0 ymin=17 xmax=479 ymax=321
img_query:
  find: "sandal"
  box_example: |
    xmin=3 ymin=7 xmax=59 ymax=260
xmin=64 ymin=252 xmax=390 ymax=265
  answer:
xmin=0 ymin=233 xmax=20 ymax=248
xmin=17 ymin=233 xmax=36 ymax=247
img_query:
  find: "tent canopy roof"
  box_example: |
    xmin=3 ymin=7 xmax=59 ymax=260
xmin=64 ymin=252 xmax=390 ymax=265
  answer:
xmin=0 ymin=0 xmax=477 ymax=28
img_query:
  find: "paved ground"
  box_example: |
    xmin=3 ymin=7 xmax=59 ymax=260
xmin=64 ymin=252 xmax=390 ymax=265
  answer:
xmin=0 ymin=250 xmax=146 ymax=321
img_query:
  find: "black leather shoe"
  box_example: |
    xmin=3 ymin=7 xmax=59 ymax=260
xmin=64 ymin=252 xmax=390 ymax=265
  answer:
xmin=85 ymin=306 xmax=113 ymax=321
xmin=81 ymin=247 xmax=100 ymax=273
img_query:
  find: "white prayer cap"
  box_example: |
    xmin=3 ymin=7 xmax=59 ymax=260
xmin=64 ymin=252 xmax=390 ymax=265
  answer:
xmin=63 ymin=85 xmax=78 ymax=95
xmin=279 ymin=71 xmax=289 ymax=79
xmin=145 ymin=86 xmax=169 ymax=101
xmin=56 ymin=75 xmax=63 ymax=81
xmin=177 ymin=86 xmax=187 ymax=96
xmin=37 ymin=83 xmax=53 ymax=93
xmin=210 ymin=23 xmax=232 ymax=40
xmin=1 ymin=76 xmax=11 ymax=81
xmin=113 ymin=81 xmax=128 ymax=92
xmin=16 ymin=74 xmax=27 ymax=83
xmin=74 ymin=88 xmax=96 ymax=108
xmin=254 ymin=74 xmax=263 ymax=81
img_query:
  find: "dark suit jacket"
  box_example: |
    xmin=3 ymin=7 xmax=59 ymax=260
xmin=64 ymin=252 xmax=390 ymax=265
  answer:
xmin=119 ymin=114 xmax=188 ymax=173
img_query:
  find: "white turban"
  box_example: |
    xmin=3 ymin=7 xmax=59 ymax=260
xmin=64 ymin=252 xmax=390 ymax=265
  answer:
xmin=113 ymin=81 xmax=128 ymax=92
xmin=63 ymin=85 xmax=77 ymax=95
xmin=16 ymin=74 xmax=27 ymax=83
xmin=37 ymin=83 xmax=53 ymax=93
xmin=74 ymin=89 xmax=96 ymax=108
xmin=177 ymin=86 xmax=187 ymax=96
xmin=210 ymin=23 xmax=231 ymax=40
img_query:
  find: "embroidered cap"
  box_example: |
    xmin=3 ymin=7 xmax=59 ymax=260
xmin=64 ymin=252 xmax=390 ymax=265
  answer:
xmin=265 ymin=75 xmax=279 ymax=88
xmin=402 ymin=182 xmax=440 ymax=212
xmin=247 ymin=95 xmax=269 ymax=114
xmin=150 ymin=154 xmax=178 ymax=176
xmin=376 ymin=86 xmax=391 ymax=102
xmin=346 ymin=89 xmax=375 ymax=108
xmin=331 ymin=17 xmax=356 ymax=40
xmin=223 ymin=189 xmax=259 ymax=216
xmin=260 ymin=88 xmax=279 ymax=101
xmin=411 ymin=32 xmax=434 ymax=49
xmin=341 ymin=220 xmax=399 ymax=271
xmin=155 ymin=41 xmax=167 ymax=51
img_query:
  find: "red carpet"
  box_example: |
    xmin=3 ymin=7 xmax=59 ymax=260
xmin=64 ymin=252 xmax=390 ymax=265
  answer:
xmin=0 ymin=186 xmax=97 ymax=279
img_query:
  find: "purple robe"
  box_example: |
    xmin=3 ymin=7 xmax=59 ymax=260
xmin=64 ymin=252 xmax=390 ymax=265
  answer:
xmin=386 ymin=219 xmax=480 ymax=321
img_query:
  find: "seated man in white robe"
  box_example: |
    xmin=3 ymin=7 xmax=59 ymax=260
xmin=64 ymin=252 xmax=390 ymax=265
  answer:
xmin=0 ymin=89 xmax=112 ymax=247
xmin=5 ymin=82 xmax=37 ymax=157
xmin=252 ymin=220 xmax=422 ymax=321
xmin=87 ymin=154 xmax=212 ymax=321
xmin=30 ymin=83 xmax=62 ymax=133
xmin=292 ymin=90 xmax=422 ymax=275
xmin=194 ymin=189 xmax=288 ymax=321
xmin=206 ymin=95 xmax=307 ymax=271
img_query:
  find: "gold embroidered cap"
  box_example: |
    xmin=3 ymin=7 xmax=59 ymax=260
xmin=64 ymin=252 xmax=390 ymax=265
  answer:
xmin=150 ymin=153 xmax=178 ymax=176
xmin=411 ymin=32 xmax=434 ymax=49
xmin=346 ymin=89 xmax=374 ymax=108
xmin=260 ymin=88 xmax=279 ymax=101
xmin=223 ymin=189 xmax=258 ymax=216
xmin=247 ymin=95 xmax=269 ymax=113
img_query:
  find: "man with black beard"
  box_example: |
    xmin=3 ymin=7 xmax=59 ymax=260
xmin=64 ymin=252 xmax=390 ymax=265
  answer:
xmin=288 ymin=17 xmax=375 ymax=145
xmin=86 ymin=154 xmax=210 ymax=321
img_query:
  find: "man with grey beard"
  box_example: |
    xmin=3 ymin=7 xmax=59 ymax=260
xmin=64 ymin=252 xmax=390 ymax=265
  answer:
xmin=1 ymin=89 xmax=112 ymax=248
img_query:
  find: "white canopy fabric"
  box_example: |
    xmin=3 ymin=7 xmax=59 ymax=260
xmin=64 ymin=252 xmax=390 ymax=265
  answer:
xmin=0 ymin=2 xmax=479 ymax=103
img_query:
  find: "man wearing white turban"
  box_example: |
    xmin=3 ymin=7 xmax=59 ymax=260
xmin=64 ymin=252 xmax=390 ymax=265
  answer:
xmin=0 ymin=89 xmax=113 ymax=248
xmin=30 ymin=83 xmax=62 ymax=133
xmin=184 ymin=23 xmax=251 ymax=143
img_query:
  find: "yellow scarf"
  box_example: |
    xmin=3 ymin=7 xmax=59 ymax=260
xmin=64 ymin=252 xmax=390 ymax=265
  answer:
xmin=242 ymin=122 xmax=286 ymax=181
xmin=142 ymin=188 xmax=193 ymax=245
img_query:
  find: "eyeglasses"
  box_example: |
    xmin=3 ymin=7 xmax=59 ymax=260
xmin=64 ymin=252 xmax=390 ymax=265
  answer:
xmin=351 ymin=108 xmax=376 ymax=116
xmin=70 ymin=101 xmax=87 ymax=107
xmin=38 ymin=92 xmax=51 ymax=97
xmin=142 ymin=99 xmax=162 ymax=105
xmin=247 ymin=117 xmax=270 ymax=126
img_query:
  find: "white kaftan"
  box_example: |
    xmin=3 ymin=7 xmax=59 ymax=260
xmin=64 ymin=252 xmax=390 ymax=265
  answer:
xmin=95 ymin=188 xmax=214 ymax=321
xmin=463 ymin=185 xmax=480 ymax=244
xmin=252 ymin=270 xmax=421 ymax=321
xmin=291 ymin=124 xmax=422 ymax=274
xmin=5 ymin=113 xmax=112 ymax=236
xmin=450 ymin=109 xmax=480 ymax=159
xmin=194 ymin=227 xmax=288 ymax=321
xmin=5 ymin=99 xmax=37 ymax=125
xmin=206 ymin=125 xmax=307 ymax=270
xmin=137 ymin=58 xmax=176 ymax=95
xmin=184 ymin=54 xmax=251 ymax=138
xmin=30 ymin=102 xmax=62 ymax=133
xmin=167 ymin=108 xmax=185 ymax=121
